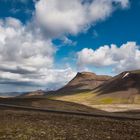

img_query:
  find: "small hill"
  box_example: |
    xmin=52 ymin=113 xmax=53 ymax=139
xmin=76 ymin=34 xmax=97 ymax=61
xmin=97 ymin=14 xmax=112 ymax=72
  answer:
xmin=56 ymin=72 xmax=111 ymax=94
xmin=20 ymin=90 xmax=46 ymax=97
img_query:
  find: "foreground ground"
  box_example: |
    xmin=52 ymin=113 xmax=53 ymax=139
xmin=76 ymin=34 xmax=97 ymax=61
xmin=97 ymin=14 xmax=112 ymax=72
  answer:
xmin=0 ymin=107 xmax=140 ymax=140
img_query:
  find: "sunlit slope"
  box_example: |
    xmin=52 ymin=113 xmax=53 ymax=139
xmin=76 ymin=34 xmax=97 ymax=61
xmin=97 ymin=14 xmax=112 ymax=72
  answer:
xmin=50 ymin=70 xmax=140 ymax=105
xmin=53 ymin=72 xmax=111 ymax=94
xmin=49 ymin=91 xmax=140 ymax=105
xmin=21 ymin=72 xmax=111 ymax=97
xmin=92 ymin=70 xmax=140 ymax=104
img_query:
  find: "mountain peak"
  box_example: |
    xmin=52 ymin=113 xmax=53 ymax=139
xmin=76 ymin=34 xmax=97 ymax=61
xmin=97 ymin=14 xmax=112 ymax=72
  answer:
xmin=76 ymin=72 xmax=96 ymax=77
xmin=95 ymin=69 xmax=140 ymax=95
xmin=57 ymin=72 xmax=111 ymax=94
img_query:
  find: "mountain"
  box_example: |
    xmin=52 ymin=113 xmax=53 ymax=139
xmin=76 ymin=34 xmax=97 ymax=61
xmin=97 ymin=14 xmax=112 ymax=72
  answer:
xmin=92 ymin=70 xmax=140 ymax=103
xmin=12 ymin=70 xmax=140 ymax=105
xmin=20 ymin=90 xmax=46 ymax=97
xmin=48 ymin=70 xmax=140 ymax=105
xmin=20 ymin=72 xmax=111 ymax=97
xmin=55 ymin=72 xmax=111 ymax=94
xmin=95 ymin=70 xmax=140 ymax=94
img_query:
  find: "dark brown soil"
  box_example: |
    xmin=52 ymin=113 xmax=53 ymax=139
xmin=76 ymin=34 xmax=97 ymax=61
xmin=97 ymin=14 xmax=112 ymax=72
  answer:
xmin=0 ymin=107 xmax=140 ymax=140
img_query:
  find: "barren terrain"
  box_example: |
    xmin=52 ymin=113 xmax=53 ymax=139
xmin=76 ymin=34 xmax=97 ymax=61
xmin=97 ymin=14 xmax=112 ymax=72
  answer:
xmin=0 ymin=107 xmax=140 ymax=140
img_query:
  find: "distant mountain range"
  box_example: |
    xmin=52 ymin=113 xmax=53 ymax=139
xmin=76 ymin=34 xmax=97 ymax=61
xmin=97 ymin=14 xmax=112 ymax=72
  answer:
xmin=0 ymin=92 xmax=23 ymax=97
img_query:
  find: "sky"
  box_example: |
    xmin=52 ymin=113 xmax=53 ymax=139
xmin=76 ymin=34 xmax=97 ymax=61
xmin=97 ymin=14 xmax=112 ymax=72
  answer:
xmin=0 ymin=0 xmax=140 ymax=92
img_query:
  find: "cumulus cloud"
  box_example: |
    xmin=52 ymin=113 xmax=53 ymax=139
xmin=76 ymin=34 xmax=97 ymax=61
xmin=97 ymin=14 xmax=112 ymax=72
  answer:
xmin=34 ymin=0 xmax=129 ymax=38
xmin=39 ymin=67 xmax=76 ymax=89
xmin=0 ymin=17 xmax=54 ymax=68
xmin=77 ymin=42 xmax=140 ymax=73
xmin=0 ymin=17 xmax=77 ymax=91
xmin=0 ymin=18 xmax=46 ymax=87
xmin=61 ymin=37 xmax=77 ymax=46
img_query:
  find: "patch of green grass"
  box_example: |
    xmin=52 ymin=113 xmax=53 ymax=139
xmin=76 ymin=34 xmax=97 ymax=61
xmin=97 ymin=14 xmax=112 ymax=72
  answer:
xmin=48 ymin=91 xmax=140 ymax=106
xmin=91 ymin=97 xmax=136 ymax=104
xmin=49 ymin=91 xmax=97 ymax=103
xmin=99 ymin=98 xmax=114 ymax=104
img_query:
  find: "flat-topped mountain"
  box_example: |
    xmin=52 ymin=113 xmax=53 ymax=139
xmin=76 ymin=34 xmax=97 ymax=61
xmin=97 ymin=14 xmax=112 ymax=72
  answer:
xmin=20 ymin=72 xmax=111 ymax=97
xmin=56 ymin=72 xmax=111 ymax=94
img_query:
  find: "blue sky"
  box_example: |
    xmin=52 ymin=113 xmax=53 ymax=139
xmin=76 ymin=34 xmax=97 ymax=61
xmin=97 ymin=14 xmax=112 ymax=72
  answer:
xmin=55 ymin=1 xmax=140 ymax=64
xmin=0 ymin=0 xmax=140 ymax=92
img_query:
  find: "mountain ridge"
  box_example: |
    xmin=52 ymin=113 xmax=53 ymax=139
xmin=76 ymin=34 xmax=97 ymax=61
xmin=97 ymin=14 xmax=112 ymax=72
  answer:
xmin=54 ymin=72 xmax=111 ymax=94
xmin=19 ymin=70 xmax=140 ymax=105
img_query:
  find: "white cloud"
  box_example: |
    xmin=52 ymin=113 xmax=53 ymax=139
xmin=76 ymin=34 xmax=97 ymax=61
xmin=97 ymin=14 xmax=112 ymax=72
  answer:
xmin=0 ymin=18 xmax=53 ymax=87
xmin=39 ymin=67 xmax=76 ymax=89
xmin=0 ymin=17 xmax=77 ymax=91
xmin=114 ymin=0 xmax=129 ymax=8
xmin=34 ymin=0 xmax=129 ymax=38
xmin=0 ymin=18 xmax=54 ymax=69
xmin=77 ymin=42 xmax=140 ymax=73
xmin=77 ymin=47 xmax=115 ymax=67
xmin=61 ymin=37 xmax=77 ymax=46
